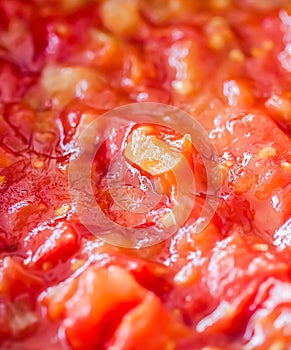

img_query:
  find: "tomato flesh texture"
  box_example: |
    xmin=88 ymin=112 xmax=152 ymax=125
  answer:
xmin=92 ymin=123 xmax=195 ymax=230
xmin=0 ymin=258 xmax=43 ymax=340
xmin=42 ymin=265 xmax=189 ymax=350
xmin=109 ymin=292 xmax=190 ymax=350
xmin=0 ymin=257 xmax=43 ymax=300
xmin=243 ymin=279 xmax=291 ymax=349
xmin=23 ymin=221 xmax=79 ymax=269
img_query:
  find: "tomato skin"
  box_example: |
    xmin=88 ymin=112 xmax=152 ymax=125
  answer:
xmin=3 ymin=103 xmax=35 ymax=143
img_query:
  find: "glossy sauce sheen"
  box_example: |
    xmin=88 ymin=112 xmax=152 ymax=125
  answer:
xmin=0 ymin=1 xmax=291 ymax=349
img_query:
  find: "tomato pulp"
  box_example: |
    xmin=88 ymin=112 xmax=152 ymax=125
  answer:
xmin=0 ymin=0 xmax=291 ymax=349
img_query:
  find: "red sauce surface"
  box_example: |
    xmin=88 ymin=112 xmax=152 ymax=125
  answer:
xmin=0 ymin=1 xmax=291 ymax=349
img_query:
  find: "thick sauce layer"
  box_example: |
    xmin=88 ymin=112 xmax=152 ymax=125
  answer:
xmin=0 ymin=1 xmax=291 ymax=349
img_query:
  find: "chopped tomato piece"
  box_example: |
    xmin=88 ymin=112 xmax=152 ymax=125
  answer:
xmin=0 ymin=258 xmax=43 ymax=299
xmin=23 ymin=221 xmax=79 ymax=269
xmin=42 ymin=266 xmax=146 ymax=349
xmin=109 ymin=292 xmax=190 ymax=350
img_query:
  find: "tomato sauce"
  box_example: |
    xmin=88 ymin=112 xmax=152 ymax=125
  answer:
xmin=0 ymin=0 xmax=291 ymax=349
